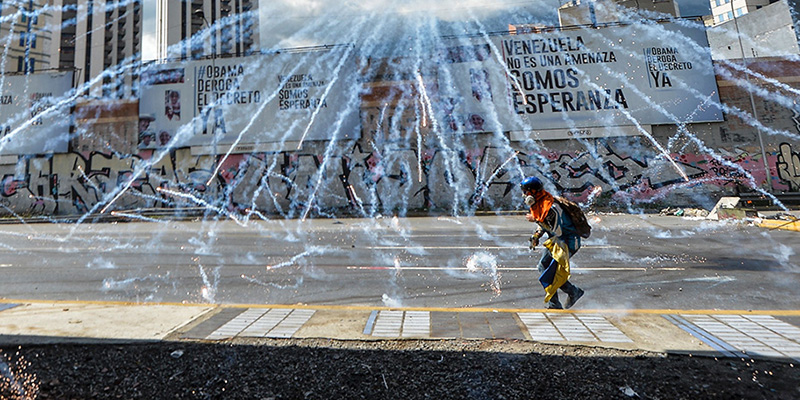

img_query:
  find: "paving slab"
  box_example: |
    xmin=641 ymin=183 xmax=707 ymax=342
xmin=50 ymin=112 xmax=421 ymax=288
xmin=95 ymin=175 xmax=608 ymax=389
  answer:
xmin=0 ymin=302 xmax=213 ymax=344
xmin=1 ymin=300 xmax=800 ymax=363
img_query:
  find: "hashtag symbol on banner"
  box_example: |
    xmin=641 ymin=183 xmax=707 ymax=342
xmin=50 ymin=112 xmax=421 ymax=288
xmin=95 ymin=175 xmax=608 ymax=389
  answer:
xmin=198 ymin=66 xmax=205 ymax=79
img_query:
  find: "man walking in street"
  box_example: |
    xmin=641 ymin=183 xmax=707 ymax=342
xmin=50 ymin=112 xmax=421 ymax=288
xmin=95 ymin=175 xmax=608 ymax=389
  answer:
xmin=521 ymin=176 xmax=586 ymax=309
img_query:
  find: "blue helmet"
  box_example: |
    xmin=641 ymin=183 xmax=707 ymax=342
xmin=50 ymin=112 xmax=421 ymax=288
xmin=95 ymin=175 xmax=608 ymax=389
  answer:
xmin=520 ymin=176 xmax=543 ymax=193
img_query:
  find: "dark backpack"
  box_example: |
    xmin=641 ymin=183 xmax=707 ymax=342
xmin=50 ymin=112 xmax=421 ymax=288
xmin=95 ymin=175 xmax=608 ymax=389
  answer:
xmin=554 ymin=196 xmax=592 ymax=239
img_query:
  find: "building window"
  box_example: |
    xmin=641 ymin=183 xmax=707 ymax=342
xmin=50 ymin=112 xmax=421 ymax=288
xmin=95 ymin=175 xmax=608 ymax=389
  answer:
xmin=736 ymin=7 xmax=745 ymax=16
xmin=727 ymin=11 xmax=733 ymax=20
xmin=30 ymin=33 xmax=36 ymax=48
xmin=715 ymin=0 xmax=721 ymax=6
xmin=19 ymin=32 xmax=25 ymax=46
xmin=17 ymin=56 xmax=24 ymax=72
xmin=718 ymin=14 xmax=726 ymax=22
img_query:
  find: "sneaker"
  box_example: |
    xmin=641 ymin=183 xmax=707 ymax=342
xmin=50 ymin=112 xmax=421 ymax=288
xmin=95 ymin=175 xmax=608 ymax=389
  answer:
xmin=546 ymin=299 xmax=563 ymax=309
xmin=565 ymin=287 xmax=585 ymax=309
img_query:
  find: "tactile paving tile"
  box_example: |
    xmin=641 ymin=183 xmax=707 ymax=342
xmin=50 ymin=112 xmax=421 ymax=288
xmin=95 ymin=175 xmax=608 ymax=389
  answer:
xmin=575 ymin=314 xmax=633 ymax=343
xmin=369 ymin=310 xmax=430 ymax=338
xmin=667 ymin=314 xmax=800 ymax=361
xmin=205 ymin=308 xmax=315 ymax=340
xmin=402 ymin=311 xmax=430 ymax=337
xmin=371 ymin=310 xmax=403 ymax=337
xmin=207 ymin=309 xmax=266 ymax=340
xmin=267 ymin=309 xmax=316 ymax=338
xmin=518 ymin=313 xmax=632 ymax=343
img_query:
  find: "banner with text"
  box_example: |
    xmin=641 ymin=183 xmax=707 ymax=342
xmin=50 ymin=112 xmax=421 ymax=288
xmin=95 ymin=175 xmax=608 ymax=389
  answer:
xmin=436 ymin=21 xmax=723 ymax=136
xmin=139 ymin=51 xmax=360 ymax=153
xmin=0 ymin=71 xmax=74 ymax=155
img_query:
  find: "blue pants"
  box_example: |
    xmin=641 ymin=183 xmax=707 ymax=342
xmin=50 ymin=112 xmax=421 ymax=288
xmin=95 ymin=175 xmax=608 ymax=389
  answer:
xmin=537 ymin=235 xmax=581 ymax=304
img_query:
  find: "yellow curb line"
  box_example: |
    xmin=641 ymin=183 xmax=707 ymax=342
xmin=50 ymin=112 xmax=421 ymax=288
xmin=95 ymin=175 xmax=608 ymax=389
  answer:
xmin=756 ymin=219 xmax=800 ymax=232
xmin=2 ymin=298 xmax=800 ymax=316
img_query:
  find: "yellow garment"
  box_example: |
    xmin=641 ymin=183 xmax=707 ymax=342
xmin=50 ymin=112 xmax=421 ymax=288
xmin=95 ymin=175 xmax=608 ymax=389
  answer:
xmin=542 ymin=237 xmax=571 ymax=303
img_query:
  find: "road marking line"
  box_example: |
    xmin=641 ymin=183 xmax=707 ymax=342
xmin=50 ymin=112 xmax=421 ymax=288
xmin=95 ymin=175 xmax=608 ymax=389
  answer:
xmin=2 ymin=298 xmax=799 ymax=316
xmin=364 ymin=245 xmax=621 ymax=250
xmin=344 ymin=266 xmax=679 ymax=272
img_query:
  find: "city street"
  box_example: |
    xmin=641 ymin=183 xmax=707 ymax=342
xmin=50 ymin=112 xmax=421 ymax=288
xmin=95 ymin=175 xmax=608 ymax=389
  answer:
xmin=0 ymin=213 xmax=797 ymax=312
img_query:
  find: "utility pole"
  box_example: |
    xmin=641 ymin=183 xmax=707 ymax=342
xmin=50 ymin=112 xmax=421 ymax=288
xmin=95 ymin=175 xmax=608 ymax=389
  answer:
xmin=730 ymin=0 xmax=772 ymax=193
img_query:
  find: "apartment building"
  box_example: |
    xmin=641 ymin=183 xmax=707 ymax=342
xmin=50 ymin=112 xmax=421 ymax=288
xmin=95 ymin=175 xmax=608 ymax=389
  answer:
xmin=46 ymin=0 xmax=142 ymax=98
xmin=706 ymin=0 xmax=800 ymax=58
xmin=156 ymin=0 xmax=259 ymax=60
xmin=0 ymin=0 xmax=141 ymax=98
xmin=0 ymin=0 xmax=56 ymax=73
xmin=709 ymin=0 xmax=779 ymax=26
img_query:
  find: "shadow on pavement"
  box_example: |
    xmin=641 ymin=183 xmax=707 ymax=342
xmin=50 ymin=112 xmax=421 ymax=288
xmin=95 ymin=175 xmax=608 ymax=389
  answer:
xmin=1 ymin=339 xmax=797 ymax=399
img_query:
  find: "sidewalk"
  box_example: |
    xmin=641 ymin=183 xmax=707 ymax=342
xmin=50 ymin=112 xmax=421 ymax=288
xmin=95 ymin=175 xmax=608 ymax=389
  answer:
xmin=1 ymin=300 xmax=798 ymax=362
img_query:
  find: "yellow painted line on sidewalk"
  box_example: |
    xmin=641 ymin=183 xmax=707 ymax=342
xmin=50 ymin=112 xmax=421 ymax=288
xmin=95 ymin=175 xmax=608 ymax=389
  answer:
xmin=756 ymin=219 xmax=800 ymax=232
xmin=0 ymin=298 xmax=210 ymax=309
xmin=2 ymin=298 xmax=800 ymax=316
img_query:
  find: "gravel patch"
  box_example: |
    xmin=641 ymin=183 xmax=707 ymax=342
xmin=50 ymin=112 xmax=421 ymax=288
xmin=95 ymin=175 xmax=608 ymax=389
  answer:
xmin=1 ymin=338 xmax=798 ymax=399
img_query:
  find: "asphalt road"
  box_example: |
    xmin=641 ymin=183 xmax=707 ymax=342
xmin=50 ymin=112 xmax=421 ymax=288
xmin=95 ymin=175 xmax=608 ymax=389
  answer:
xmin=0 ymin=213 xmax=798 ymax=311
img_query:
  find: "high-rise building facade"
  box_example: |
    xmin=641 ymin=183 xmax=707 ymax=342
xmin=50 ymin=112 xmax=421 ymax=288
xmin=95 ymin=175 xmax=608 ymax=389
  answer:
xmin=706 ymin=0 xmax=799 ymax=58
xmin=156 ymin=0 xmax=260 ymax=60
xmin=1 ymin=1 xmax=141 ymax=97
xmin=32 ymin=0 xmax=142 ymax=98
xmin=558 ymin=0 xmax=680 ymax=26
xmin=709 ymin=0 xmax=779 ymax=26
xmin=66 ymin=0 xmax=142 ymax=98
xmin=0 ymin=0 xmax=57 ymax=74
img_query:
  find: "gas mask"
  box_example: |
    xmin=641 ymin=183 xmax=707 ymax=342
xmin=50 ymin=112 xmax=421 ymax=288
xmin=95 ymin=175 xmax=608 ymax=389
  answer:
xmin=524 ymin=195 xmax=536 ymax=207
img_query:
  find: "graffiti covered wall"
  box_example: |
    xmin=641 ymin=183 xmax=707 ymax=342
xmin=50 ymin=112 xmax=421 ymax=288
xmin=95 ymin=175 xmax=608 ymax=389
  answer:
xmin=0 ymin=133 xmax=794 ymax=217
xmin=0 ymin=60 xmax=799 ymax=217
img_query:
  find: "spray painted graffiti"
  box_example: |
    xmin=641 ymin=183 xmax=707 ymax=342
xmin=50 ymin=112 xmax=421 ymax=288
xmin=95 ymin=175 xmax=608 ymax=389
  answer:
xmin=0 ymin=137 xmax=790 ymax=217
xmin=777 ymin=142 xmax=800 ymax=191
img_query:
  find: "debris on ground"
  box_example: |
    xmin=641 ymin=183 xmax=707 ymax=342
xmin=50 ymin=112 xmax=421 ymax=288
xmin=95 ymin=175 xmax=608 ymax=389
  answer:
xmin=659 ymin=208 xmax=709 ymax=218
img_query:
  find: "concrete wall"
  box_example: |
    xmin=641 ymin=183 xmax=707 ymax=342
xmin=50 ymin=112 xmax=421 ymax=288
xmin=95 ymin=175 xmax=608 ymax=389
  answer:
xmin=559 ymin=0 xmax=679 ymax=26
xmin=0 ymin=59 xmax=799 ymax=217
xmin=708 ymin=0 xmax=800 ymax=59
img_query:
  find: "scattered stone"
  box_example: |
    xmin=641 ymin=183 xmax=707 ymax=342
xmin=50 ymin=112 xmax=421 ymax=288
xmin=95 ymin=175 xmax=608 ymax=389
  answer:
xmin=3 ymin=340 xmax=798 ymax=399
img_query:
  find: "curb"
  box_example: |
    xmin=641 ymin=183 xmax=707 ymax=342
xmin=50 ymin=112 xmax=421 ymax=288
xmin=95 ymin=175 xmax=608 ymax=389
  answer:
xmin=756 ymin=218 xmax=800 ymax=232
